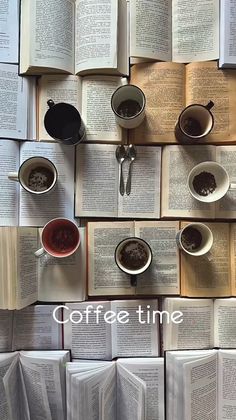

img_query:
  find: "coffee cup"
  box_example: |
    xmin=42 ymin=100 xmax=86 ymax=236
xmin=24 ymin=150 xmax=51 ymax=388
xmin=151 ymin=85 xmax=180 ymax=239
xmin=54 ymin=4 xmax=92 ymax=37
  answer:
xmin=188 ymin=161 xmax=236 ymax=203
xmin=114 ymin=237 xmax=152 ymax=286
xmin=175 ymin=101 xmax=214 ymax=143
xmin=44 ymin=99 xmax=86 ymax=146
xmin=34 ymin=218 xmax=80 ymax=258
xmin=176 ymin=223 xmax=213 ymax=258
xmin=111 ymin=85 xmax=146 ymax=129
xmin=8 ymin=157 xmax=57 ymax=195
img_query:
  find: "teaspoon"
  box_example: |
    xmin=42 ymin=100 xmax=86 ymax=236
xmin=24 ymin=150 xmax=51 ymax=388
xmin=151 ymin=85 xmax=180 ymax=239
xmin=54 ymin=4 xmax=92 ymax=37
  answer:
xmin=115 ymin=145 xmax=126 ymax=196
xmin=126 ymin=145 xmax=137 ymax=195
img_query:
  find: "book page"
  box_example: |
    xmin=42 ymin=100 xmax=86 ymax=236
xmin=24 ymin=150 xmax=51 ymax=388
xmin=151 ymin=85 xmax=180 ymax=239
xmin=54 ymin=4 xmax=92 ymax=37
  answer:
xmin=118 ymin=146 xmax=161 ymax=218
xmin=230 ymin=224 xmax=236 ymax=295
xmin=219 ymin=0 xmax=236 ymax=68
xmin=38 ymin=227 xmax=86 ymax=302
xmin=0 ymin=353 xmax=19 ymax=420
xmin=81 ymin=76 xmax=125 ymax=142
xmin=135 ymin=221 xmax=180 ymax=295
xmin=0 ymin=140 xmax=19 ymax=226
xmin=19 ymin=142 xmax=75 ymax=226
xmin=101 ymin=364 xmax=116 ymax=420
xmin=38 ymin=75 xmax=81 ymax=141
xmin=163 ymin=298 xmax=214 ymax=351
xmin=161 ymin=145 xmax=216 ymax=218
xmin=214 ymin=299 xmax=236 ymax=348
xmin=172 ymin=0 xmax=219 ymax=62
xmin=87 ymin=221 xmax=134 ymax=296
xmin=181 ymin=222 xmax=231 ymax=297
xmin=218 ymin=349 xmax=236 ymax=419
xmin=129 ymin=62 xmax=185 ymax=144
xmin=186 ymin=61 xmax=236 ymax=142
xmin=12 ymin=305 xmax=62 ymax=351
xmin=0 ymin=64 xmax=28 ymax=139
xmin=215 ymin=146 xmax=236 ymax=218
xmin=63 ymin=302 xmax=113 ymax=360
xmin=75 ymin=144 xmax=118 ymax=217
xmin=75 ymin=0 xmax=118 ymax=74
xmin=0 ymin=310 xmax=13 ymax=352
xmin=0 ymin=0 xmax=19 ymax=63
xmin=111 ymin=300 xmax=159 ymax=358
xmin=130 ymin=0 xmax=172 ymax=61
xmin=117 ymin=364 xmax=146 ymax=420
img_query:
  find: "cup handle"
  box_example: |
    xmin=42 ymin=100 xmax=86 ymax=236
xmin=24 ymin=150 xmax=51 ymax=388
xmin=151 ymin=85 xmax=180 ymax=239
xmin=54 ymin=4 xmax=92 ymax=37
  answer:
xmin=8 ymin=172 xmax=19 ymax=181
xmin=34 ymin=248 xmax=46 ymax=258
xmin=130 ymin=275 xmax=137 ymax=287
xmin=229 ymin=183 xmax=236 ymax=190
xmin=47 ymin=99 xmax=55 ymax=108
xmin=203 ymin=251 xmax=213 ymax=262
xmin=205 ymin=101 xmax=214 ymax=110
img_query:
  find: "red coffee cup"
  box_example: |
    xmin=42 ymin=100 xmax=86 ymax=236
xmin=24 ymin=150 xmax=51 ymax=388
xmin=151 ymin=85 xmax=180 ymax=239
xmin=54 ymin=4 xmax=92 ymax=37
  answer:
xmin=34 ymin=218 xmax=80 ymax=258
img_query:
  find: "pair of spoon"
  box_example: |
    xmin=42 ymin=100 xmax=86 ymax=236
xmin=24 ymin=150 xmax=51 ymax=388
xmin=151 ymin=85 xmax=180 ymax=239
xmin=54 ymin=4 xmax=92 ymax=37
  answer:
xmin=116 ymin=145 xmax=137 ymax=195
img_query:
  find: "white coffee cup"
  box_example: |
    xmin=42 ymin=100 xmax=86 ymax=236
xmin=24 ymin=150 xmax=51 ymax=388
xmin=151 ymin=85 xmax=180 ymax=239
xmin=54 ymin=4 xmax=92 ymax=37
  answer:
xmin=176 ymin=223 xmax=213 ymax=258
xmin=188 ymin=161 xmax=236 ymax=203
xmin=8 ymin=157 xmax=57 ymax=195
xmin=111 ymin=85 xmax=146 ymax=129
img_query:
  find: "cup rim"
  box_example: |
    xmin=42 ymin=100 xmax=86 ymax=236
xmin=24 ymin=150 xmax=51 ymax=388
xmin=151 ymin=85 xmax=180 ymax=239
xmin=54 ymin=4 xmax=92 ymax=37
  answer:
xmin=178 ymin=103 xmax=214 ymax=139
xmin=19 ymin=156 xmax=58 ymax=195
xmin=111 ymin=84 xmax=146 ymax=120
xmin=41 ymin=217 xmax=80 ymax=258
xmin=178 ymin=223 xmax=213 ymax=256
xmin=114 ymin=237 xmax=152 ymax=275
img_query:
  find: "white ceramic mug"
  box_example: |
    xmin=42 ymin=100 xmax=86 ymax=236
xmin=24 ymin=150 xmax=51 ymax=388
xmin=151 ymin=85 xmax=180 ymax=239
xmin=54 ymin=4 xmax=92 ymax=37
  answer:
xmin=176 ymin=223 xmax=213 ymax=259
xmin=111 ymin=85 xmax=146 ymax=129
xmin=8 ymin=157 xmax=57 ymax=195
xmin=188 ymin=161 xmax=236 ymax=203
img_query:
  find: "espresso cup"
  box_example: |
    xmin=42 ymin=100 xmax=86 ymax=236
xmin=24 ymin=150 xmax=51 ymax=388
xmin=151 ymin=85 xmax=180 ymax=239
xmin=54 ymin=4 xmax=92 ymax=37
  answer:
xmin=176 ymin=223 xmax=213 ymax=258
xmin=114 ymin=237 xmax=152 ymax=286
xmin=34 ymin=218 xmax=80 ymax=258
xmin=111 ymin=85 xmax=146 ymax=129
xmin=175 ymin=101 xmax=214 ymax=143
xmin=44 ymin=99 xmax=86 ymax=146
xmin=188 ymin=161 xmax=236 ymax=203
xmin=8 ymin=157 xmax=57 ymax=195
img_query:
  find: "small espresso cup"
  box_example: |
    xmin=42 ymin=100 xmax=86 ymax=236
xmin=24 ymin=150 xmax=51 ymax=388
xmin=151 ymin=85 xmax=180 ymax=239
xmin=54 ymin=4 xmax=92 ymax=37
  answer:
xmin=176 ymin=223 xmax=213 ymax=259
xmin=35 ymin=218 xmax=80 ymax=258
xmin=44 ymin=99 xmax=86 ymax=146
xmin=188 ymin=161 xmax=236 ymax=203
xmin=114 ymin=237 xmax=152 ymax=287
xmin=175 ymin=101 xmax=214 ymax=143
xmin=111 ymin=85 xmax=146 ymax=129
xmin=8 ymin=157 xmax=57 ymax=195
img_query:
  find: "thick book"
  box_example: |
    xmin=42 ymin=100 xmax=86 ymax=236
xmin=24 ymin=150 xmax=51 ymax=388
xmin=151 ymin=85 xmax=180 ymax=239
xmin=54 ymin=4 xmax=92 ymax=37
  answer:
xmin=66 ymin=358 xmax=164 ymax=420
xmin=130 ymin=0 xmax=219 ymax=63
xmin=37 ymin=75 xmax=127 ymax=143
xmin=20 ymin=0 xmax=129 ymax=76
xmin=63 ymin=300 xmax=160 ymax=360
xmin=129 ymin=61 xmax=236 ymax=144
xmin=0 ymin=226 xmax=86 ymax=310
xmin=0 ymin=350 xmax=70 ymax=420
xmin=219 ymin=0 xmax=236 ymax=68
xmin=87 ymin=221 xmax=180 ymax=296
xmin=166 ymin=349 xmax=236 ymax=420
xmin=75 ymin=144 xmax=161 ymax=218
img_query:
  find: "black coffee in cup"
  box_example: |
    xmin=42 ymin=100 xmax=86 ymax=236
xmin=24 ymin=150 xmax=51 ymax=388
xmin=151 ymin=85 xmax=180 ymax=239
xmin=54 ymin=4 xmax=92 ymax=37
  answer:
xmin=181 ymin=226 xmax=202 ymax=252
xmin=193 ymin=171 xmax=217 ymax=196
xmin=28 ymin=166 xmax=54 ymax=192
xmin=119 ymin=240 xmax=149 ymax=270
xmin=182 ymin=117 xmax=202 ymax=136
xmin=117 ymin=99 xmax=141 ymax=118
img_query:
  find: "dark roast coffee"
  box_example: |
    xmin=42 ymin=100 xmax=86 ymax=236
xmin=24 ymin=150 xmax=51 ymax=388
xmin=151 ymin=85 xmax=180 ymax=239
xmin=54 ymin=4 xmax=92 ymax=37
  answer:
xmin=181 ymin=227 xmax=202 ymax=252
xmin=119 ymin=240 xmax=148 ymax=270
xmin=182 ymin=117 xmax=202 ymax=136
xmin=193 ymin=171 xmax=217 ymax=196
xmin=28 ymin=167 xmax=54 ymax=192
xmin=117 ymin=100 xmax=141 ymax=118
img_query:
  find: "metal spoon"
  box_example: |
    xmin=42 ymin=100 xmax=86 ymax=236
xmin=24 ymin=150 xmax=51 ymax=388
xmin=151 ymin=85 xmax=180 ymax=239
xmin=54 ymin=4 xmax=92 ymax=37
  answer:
xmin=115 ymin=145 xmax=126 ymax=195
xmin=126 ymin=145 xmax=137 ymax=195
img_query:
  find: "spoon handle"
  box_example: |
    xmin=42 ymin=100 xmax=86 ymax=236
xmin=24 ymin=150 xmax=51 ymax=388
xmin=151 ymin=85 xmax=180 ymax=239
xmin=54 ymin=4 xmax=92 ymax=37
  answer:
xmin=126 ymin=161 xmax=133 ymax=195
xmin=119 ymin=162 xmax=125 ymax=196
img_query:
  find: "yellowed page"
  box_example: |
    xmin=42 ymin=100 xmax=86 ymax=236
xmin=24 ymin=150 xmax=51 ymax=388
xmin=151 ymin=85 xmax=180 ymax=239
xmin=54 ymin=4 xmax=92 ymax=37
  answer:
xmin=215 ymin=146 xmax=236 ymax=219
xmin=181 ymin=222 xmax=231 ymax=297
xmin=129 ymin=62 xmax=185 ymax=144
xmin=230 ymin=224 xmax=236 ymax=296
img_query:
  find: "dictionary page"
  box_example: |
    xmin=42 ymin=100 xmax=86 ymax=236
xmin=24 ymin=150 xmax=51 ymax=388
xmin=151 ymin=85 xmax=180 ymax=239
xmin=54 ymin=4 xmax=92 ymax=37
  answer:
xmin=218 ymin=349 xmax=236 ymax=420
xmin=214 ymin=299 xmax=236 ymax=348
xmin=0 ymin=311 xmax=13 ymax=352
xmin=0 ymin=0 xmax=19 ymax=63
xmin=215 ymin=146 xmax=236 ymax=218
xmin=219 ymin=0 xmax=236 ymax=68
xmin=117 ymin=364 xmax=146 ymax=420
xmin=172 ymin=0 xmax=219 ymax=63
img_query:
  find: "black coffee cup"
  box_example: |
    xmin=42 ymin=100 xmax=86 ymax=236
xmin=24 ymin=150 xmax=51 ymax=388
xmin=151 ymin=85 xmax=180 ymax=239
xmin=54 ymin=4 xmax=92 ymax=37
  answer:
xmin=44 ymin=99 xmax=86 ymax=146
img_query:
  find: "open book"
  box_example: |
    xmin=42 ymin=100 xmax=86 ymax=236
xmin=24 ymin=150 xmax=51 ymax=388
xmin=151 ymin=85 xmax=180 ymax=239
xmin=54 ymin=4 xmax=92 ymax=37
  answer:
xmin=37 ymin=75 xmax=127 ymax=143
xmin=166 ymin=349 xmax=236 ymax=420
xmin=66 ymin=358 xmax=164 ymax=420
xmin=0 ymin=350 xmax=70 ymax=420
xmin=129 ymin=61 xmax=236 ymax=144
xmin=130 ymin=0 xmax=219 ymax=63
xmin=75 ymin=144 xmax=161 ymax=218
xmin=162 ymin=145 xmax=236 ymax=218
xmin=0 ymin=64 xmax=36 ymax=140
xmin=0 ymin=0 xmax=19 ymax=63
xmin=20 ymin=0 xmax=129 ymax=76
xmin=219 ymin=0 xmax=236 ymax=68
xmin=0 ymin=140 xmax=74 ymax=226
xmin=63 ymin=300 xmax=160 ymax=360
xmin=87 ymin=221 xmax=180 ymax=296
xmin=0 ymin=226 xmax=86 ymax=310
xmin=163 ymin=298 xmax=236 ymax=351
